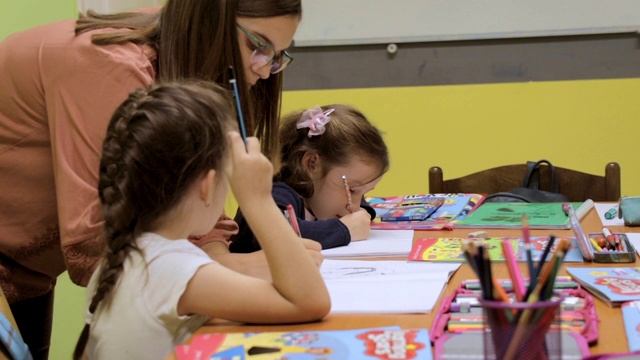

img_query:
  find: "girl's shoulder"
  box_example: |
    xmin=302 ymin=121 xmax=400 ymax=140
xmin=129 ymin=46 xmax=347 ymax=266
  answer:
xmin=272 ymin=182 xmax=304 ymax=206
xmin=136 ymin=233 xmax=207 ymax=260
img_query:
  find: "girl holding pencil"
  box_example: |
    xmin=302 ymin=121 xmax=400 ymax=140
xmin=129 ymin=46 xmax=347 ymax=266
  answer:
xmin=231 ymin=104 xmax=390 ymax=251
xmin=73 ymin=82 xmax=330 ymax=360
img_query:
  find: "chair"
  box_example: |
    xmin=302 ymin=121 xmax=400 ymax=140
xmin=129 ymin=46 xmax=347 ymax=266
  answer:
xmin=428 ymin=162 xmax=621 ymax=202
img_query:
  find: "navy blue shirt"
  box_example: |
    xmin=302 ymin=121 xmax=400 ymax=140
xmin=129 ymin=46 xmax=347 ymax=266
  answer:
xmin=229 ymin=182 xmax=376 ymax=253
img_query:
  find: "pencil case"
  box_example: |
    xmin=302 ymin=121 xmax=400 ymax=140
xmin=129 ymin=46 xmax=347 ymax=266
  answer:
xmin=618 ymin=196 xmax=640 ymax=227
xmin=433 ymin=331 xmax=591 ymax=360
xmin=430 ymin=278 xmax=599 ymax=345
xmin=586 ymin=232 xmax=635 ymax=263
xmin=582 ymin=352 xmax=640 ymax=360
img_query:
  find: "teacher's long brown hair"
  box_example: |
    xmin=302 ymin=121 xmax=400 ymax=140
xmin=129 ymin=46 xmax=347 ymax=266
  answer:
xmin=75 ymin=0 xmax=302 ymax=162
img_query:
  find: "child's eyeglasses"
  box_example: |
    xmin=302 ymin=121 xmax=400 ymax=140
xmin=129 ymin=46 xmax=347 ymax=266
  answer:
xmin=236 ymin=24 xmax=293 ymax=74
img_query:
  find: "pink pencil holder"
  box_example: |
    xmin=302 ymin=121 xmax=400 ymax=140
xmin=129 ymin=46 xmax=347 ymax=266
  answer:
xmin=479 ymin=297 xmax=562 ymax=360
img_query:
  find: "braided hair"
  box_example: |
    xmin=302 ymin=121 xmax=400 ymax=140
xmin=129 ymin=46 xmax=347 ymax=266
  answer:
xmin=73 ymin=80 xmax=235 ymax=359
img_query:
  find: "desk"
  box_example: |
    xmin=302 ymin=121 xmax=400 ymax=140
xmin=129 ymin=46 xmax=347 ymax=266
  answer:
xmin=170 ymin=208 xmax=637 ymax=358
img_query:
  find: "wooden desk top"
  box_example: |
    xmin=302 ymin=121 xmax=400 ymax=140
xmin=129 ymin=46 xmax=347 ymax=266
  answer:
xmin=170 ymin=207 xmax=638 ymax=358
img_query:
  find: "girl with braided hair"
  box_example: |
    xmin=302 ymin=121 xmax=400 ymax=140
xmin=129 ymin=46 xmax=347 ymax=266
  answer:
xmin=72 ymin=81 xmax=330 ymax=360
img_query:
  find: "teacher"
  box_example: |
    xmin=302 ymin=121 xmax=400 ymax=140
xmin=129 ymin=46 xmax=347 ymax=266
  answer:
xmin=0 ymin=0 xmax=311 ymax=358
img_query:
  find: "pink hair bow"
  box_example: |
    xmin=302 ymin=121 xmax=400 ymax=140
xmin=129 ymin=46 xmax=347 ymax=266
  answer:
xmin=296 ymin=107 xmax=335 ymax=137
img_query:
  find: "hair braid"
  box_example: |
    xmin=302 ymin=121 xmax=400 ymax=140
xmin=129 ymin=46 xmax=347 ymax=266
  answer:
xmin=75 ymin=82 xmax=235 ymax=359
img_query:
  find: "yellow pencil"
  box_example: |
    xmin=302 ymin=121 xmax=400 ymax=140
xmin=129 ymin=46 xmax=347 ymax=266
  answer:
xmin=589 ymin=237 xmax=603 ymax=252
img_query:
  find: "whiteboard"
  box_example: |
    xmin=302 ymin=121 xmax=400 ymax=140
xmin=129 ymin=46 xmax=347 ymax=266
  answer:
xmin=77 ymin=0 xmax=164 ymax=13
xmin=295 ymin=0 xmax=640 ymax=46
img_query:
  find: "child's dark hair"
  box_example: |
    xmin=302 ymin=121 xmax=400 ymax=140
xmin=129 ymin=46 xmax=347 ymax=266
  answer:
xmin=73 ymin=80 xmax=235 ymax=359
xmin=275 ymin=104 xmax=389 ymax=198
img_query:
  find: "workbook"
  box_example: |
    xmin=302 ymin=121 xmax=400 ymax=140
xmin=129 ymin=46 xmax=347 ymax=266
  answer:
xmin=407 ymin=236 xmax=584 ymax=263
xmin=174 ymin=327 xmax=433 ymax=360
xmin=566 ymin=267 xmax=640 ymax=307
xmin=367 ymin=193 xmax=485 ymax=230
xmin=454 ymin=201 xmax=593 ymax=229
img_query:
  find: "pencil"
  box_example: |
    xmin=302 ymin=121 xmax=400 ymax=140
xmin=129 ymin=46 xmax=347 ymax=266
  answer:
xmin=501 ymin=240 xmax=525 ymax=302
xmin=227 ymin=66 xmax=248 ymax=148
xmin=530 ymin=235 xmax=556 ymax=292
xmin=342 ymin=175 xmax=354 ymax=213
xmin=286 ymin=204 xmax=301 ymax=237
xmin=522 ymin=214 xmax=535 ymax=281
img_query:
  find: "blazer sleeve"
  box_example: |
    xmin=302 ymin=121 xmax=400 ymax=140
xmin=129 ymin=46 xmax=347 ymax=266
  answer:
xmin=231 ymin=183 xmax=352 ymax=251
xmin=272 ymin=183 xmax=351 ymax=250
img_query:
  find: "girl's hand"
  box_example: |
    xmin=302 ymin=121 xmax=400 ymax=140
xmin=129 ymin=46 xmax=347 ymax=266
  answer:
xmin=339 ymin=209 xmax=371 ymax=241
xmin=300 ymin=238 xmax=324 ymax=267
xmin=226 ymin=132 xmax=273 ymax=206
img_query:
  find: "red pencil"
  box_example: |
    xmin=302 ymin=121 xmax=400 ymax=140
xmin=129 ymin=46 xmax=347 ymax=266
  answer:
xmin=286 ymin=204 xmax=301 ymax=237
xmin=501 ymin=240 xmax=525 ymax=302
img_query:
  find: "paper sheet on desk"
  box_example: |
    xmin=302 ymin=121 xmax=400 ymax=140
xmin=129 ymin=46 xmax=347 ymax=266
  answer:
xmin=321 ymin=259 xmax=460 ymax=313
xmin=625 ymin=233 xmax=640 ymax=257
xmin=321 ymin=230 xmax=414 ymax=258
xmin=595 ymin=203 xmax=625 ymax=226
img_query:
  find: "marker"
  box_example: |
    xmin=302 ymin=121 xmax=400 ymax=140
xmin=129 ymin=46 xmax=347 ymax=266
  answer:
xmin=562 ymin=203 xmax=571 ymax=216
xmin=614 ymin=233 xmax=623 ymax=251
xmin=605 ymin=206 xmax=617 ymax=219
xmin=342 ymin=175 xmax=354 ymax=213
xmin=602 ymin=227 xmax=616 ymax=250
xmin=227 ymin=66 xmax=248 ymax=149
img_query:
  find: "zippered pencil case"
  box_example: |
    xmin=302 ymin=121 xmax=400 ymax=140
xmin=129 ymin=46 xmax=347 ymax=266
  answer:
xmin=430 ymin=278 xmax=599 ymax=345
xmin=618 ymin=196 xmax=640 ymax=227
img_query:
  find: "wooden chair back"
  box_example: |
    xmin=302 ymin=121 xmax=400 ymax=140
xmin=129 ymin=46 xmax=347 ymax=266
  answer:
xmin=428 ymin=162 xmax=621 ymax=202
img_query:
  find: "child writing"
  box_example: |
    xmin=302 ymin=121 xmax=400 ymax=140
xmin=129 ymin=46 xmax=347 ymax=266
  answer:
xmin=230 ymin=104 xmax=390 ymax=252
xmin=73 ymin=82 xmax=330 ymax=360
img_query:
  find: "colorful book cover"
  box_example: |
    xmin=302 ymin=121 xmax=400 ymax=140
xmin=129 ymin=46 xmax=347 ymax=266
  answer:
xmin=454 ymin=202 xmax=586 ymax=229
xmin=408 ymin=236 xmax=584 ymax=262
xmin=367 ymin=193 xmax=484 ymax=230
xmin=175 ymin=327 xmax=433 ymax=360
xmin=566 ymin=267 xmax=640 ymax=306
xmin=622 ymin=300 xmax=640 ymax=352
xmin=380 ymin=196 xmax=445 ymax=221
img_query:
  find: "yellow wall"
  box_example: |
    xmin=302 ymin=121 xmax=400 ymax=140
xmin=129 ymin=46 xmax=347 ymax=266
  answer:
xmin=282 ymin=78 xmax=640 ymax=198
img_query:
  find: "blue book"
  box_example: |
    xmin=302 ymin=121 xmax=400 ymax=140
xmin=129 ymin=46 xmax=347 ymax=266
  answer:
xmin=192 ymin=327 xmax=433 ymax=360
xmin=566 ymin=267 xmax=640 ymax=306
xmin=366 ymin=193 xmax=484 ymax=230
xmin=622 ymin=301 xmax=640 ymax=352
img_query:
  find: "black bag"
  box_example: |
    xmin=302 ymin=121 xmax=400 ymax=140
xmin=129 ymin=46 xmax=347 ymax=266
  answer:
xmin=483 ymin=160 xmax=569 ymax=203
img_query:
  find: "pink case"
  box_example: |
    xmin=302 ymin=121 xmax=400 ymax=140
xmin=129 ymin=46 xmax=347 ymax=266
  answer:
xmin=433 ymin=331 xmax=591 ymax=360
xmin=430 ymin=280 xmax=599 ymax=345
xmin=582 ymin=352 xmax=640 ymax=360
